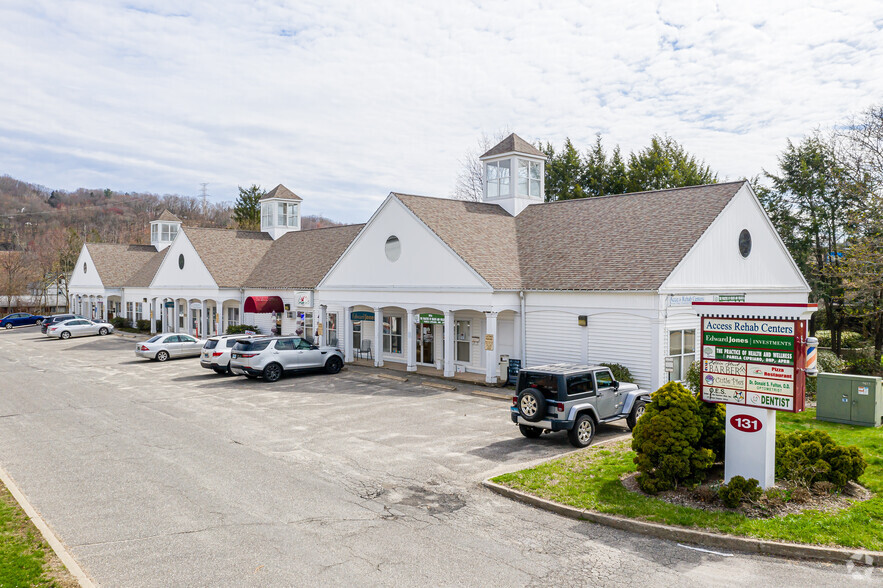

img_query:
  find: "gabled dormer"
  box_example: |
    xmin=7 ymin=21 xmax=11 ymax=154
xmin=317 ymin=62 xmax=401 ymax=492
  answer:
xmin=260 ymin=184 xmax=302 ymax=240
xmin=479 ymin=133 xmax=547 ymax=216
xmin=150 ymin=209 xmax=182 ymax=251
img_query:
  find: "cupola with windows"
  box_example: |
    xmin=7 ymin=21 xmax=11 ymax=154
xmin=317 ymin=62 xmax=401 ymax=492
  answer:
xmin=150 ymin=209 xmax=182 ymax=251
xmin=479 ymin=133 xmax=546 ymax=216
xmin=260 ymin=184 xmax=302 ymax=239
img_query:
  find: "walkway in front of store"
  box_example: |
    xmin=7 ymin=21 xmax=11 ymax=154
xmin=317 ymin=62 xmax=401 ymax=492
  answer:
xmin=349 ymin=358 xmax=507 ymax=389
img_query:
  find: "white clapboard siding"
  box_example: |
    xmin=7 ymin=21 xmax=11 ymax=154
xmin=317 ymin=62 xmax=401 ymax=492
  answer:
xmin=587 ymin=312 xmax=654 ymax=389
xmin=525 ymin=310 xmax=585 ymax=366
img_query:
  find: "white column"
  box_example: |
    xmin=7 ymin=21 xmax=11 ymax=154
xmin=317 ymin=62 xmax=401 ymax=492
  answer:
xmin=213 ymin=300 xmax=222 ymax=335
xmin=317 ymin=304 xmax=327 ymax=347
xmin=373 ymin=307 xmax=384 ymax=367
xmin=186 ymin=301 xmax=192 ymax=335
xmin=149 ymin=298 xmax=157 ymax=333
xmin=444 ymin=310 xmax=455 ymax=378
xmin=343 ymin=306 xmax=354 ymax=363
xmin=406 ymin=309 xmax=417 ymax=372
xmin=485 ymin=311 xmax=498 ymax=384
xmin=160 ymin=299 xmax=167 ymax=333
xmin=200 ymin=299 xmax=207 ymax=338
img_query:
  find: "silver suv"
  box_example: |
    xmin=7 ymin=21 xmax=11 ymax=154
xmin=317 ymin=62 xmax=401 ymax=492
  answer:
xmin=200 ymin=334 xmax=262 ymax=374
xmin=229 ymin=337 xmax=345 ymax=382
xmin=511 ymin=364 xmax=651 ymax=447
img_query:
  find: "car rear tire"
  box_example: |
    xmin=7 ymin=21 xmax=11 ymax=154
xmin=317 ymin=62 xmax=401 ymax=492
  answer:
xmin=518 ymin=425 xmax=543 ymax=439
xmin=4 ymin=323 xmax=11 ymax=330
xmin=263 ymin=362 xmax=282 ymax=382
xmin=60 ymin=331 xmax=71 ymax=340
xmin=626 ymin=400 xmax=648 ymax=431
xmin=98 ymin=327 xmax=109 ymax=336
xmin=155 ymin=350 xmax=169 ymax=362
xmin=568 ymin=414 xmax=596 ymax=448
xmin=324 ymin=356 xmax=343 ymax=374
xmin=517 ymin=388 xmax=546 ymax=422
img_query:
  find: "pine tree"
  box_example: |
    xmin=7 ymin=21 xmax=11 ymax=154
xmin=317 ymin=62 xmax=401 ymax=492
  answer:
xmin=232 ymin=185 xmax=265 ymax=230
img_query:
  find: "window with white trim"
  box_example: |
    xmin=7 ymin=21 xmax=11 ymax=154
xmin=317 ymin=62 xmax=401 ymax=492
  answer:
xmin=277 ymin=202 xmax=298 ymax=227
xmin=667 ymin=329 xmax=696 ymax=382
xmin=227 ymin=307 xmax=240 ymax=327
xmin=326 ymin=313 xmax=338 ymax=347
xmin=486 ymin=160 xmax=510 ymax=197
xmin=455 ymin=320 xmax=471 ymax=362
xmin=261 ymin=202 xmax=274 ymax=228
xmin=383 ymin=315 xmax=403 ymax=354
xmin=517 ymin=159 xmax=541 ymax=197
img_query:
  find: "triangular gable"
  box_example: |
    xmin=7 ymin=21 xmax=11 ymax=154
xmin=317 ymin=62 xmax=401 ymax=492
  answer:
xmin=68 ymin=245 xmax=104 ymax=288
xmin=319 ymin=195 xmax=492 ymax=291
xmin=660 ymin=183 xmax=810 ymax=293
xmin=150 ymin=231 xmax=218 ymax=289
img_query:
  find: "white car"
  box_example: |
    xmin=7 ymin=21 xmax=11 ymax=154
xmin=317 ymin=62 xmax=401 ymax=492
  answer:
xmin=135 ymin=333 xmax=204 ymax=362
xmin=47 ymin=318 xmax=114 ymax=339
xmin=200 ymin=334 xmax=263 ymax=375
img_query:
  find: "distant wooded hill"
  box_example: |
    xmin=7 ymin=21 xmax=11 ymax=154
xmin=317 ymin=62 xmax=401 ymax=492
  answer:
xmin=0 ymin=175 xmax=342 ymax=251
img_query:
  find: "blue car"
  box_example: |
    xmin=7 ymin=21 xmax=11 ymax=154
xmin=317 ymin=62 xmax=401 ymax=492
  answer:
xmin=1 ymin=312 xmax=45 ymax=329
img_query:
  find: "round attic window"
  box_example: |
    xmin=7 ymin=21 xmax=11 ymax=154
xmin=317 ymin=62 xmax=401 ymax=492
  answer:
xmin=83 ymin=262 xmax=87 ymax=273
xmin=178 ymin=254 xmax=185 ymax=269
xmin=739 ymin=229 xmax=752 ymax=258
xmin=385 ymin=236 xmax=401 ymax=262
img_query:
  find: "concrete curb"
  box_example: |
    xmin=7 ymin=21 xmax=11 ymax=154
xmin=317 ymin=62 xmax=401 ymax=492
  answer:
xmin=482 ymin=479 xmax=882 ymax=567
xmin=470 ymin=389 xmax=511 ymax=402
xmin=0 ymin=465 xmax=96 ymax=587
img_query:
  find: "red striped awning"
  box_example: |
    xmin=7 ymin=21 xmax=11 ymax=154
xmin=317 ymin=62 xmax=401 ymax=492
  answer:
xmin=244 ymin=296 xmax=284 ymax=314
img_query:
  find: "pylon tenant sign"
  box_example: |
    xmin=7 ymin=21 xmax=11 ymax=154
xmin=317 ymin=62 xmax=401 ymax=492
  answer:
xmin=692 ymin=302 xmax=818 ymax=414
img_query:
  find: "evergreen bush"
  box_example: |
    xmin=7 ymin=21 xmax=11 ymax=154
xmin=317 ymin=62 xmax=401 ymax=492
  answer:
xmin=226 ymin=324 xmax=260 ymax=335
xmin=599 ymin=363 xmax=635 ymax=383
xmin=111 ymin=316 xmax=130 ymax=329
xmin=136 ymin=319 xmax=150 ymax=332
xmin=631 ymin=381 xmax=716 ymax=493
xmin=775 ymin=430 xmax=866 ymax=490
xmin=717 ymin=476 xmax=761 ymax=508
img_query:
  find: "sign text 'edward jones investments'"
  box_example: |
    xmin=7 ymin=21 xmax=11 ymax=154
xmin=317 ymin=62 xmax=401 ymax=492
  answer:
xmin=700 ymin=317 xmax=804 ymax=413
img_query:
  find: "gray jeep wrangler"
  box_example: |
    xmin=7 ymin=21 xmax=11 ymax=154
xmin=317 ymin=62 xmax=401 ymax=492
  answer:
xmin=510 ymin=364 xmax=651 ymax=448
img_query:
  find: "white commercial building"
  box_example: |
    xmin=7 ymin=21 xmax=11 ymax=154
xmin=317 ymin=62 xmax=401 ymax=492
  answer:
xmin=69 ymin=133 xmax=809 ymax=389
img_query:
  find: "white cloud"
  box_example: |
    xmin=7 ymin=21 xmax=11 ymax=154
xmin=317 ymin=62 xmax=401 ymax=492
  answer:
xmin=1 ymin=0 xmax=881 ymax=221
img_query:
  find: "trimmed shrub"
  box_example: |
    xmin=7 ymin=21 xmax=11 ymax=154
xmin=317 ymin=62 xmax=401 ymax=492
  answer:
xmin=226 ymin=324 xmax=260 ymax=335
xmin=631 ymin=381 xmax=716 ymax=493
xmin=846 ymin=356 xmax=881 ymax=376
xmin=111 ymin=316 xmax=130 ymax=329
xmin=599 ymin=363 xmax=635 ymax=383
xmin=718 ymin=476 xmax=761 ymax=508
xmin=135 ymin=319 xmax=150 ymax=332
xmin=775 ymin=430 xmax=866 ymax=490
xmin=696 ymin=397 xmax=726 ymax=459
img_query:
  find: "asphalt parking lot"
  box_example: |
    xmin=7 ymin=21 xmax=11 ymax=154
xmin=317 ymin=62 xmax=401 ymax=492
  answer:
xmin=0 ymin=327 xmax=866 ymax=586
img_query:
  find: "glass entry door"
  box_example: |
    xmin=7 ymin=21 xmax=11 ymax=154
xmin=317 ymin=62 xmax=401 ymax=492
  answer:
xmin=416 ymin=323 xmax=434 ymax=364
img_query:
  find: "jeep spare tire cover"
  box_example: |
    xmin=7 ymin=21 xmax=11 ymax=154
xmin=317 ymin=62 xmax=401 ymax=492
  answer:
xmin=518 ymin=388 xmax=546 ymax=422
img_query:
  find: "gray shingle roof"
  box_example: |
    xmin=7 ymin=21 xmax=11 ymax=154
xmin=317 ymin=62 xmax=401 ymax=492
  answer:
xmin=480 ymin=133 xmax=546 ymax=159
xmin=393 ymin=181 xmax=745 ymax=291
xmin=182 ymin=227 xmax=273 ymax=288
xmin=157 ymin=209 xmax=181 ymax=222
xmin=84 ymin=244 xmax=160 ymax=288
xmin=245 ymin=224 xmax=365 ymax=289
xmin=124 ymin=249 xmax=168 ymax=287
xmin=259 ymin=184 xmax=302 ymax=202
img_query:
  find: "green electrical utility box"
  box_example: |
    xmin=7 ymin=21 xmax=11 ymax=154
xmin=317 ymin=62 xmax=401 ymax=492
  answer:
xmin=816 ymin=373 xmax=883 ymax=427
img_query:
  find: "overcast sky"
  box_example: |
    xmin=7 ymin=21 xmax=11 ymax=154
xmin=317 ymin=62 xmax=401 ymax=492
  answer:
xmin=1 ymin=1 xmax=882 ymax=222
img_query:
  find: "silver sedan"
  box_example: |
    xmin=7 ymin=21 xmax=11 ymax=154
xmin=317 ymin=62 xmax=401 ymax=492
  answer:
xmin=47 ymin=318 xmax=114 ymax=339
xmin=135 ymin=333 xmax=204 ymax=362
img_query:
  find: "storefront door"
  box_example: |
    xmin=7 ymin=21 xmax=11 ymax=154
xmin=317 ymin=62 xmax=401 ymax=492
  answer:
xmin=416 ymin=323 xmax=434 ymax=365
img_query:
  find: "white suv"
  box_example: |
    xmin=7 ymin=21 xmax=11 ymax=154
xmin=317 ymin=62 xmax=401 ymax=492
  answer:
xmin=230 ymin=336 xmax=345 ymax=382
xmin=201 ymin=334 xmax=263 ymax=374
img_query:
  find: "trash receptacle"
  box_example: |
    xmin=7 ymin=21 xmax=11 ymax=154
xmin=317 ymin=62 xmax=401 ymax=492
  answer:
xmin=816 ymin=373 xmax=883 ymax=427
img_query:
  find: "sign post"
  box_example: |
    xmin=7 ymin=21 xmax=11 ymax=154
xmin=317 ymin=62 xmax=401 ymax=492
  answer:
xmin=691 ymin=302 xmax=817 ymax=488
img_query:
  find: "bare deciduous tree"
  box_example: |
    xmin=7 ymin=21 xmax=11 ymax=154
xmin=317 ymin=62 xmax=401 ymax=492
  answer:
xmin=452 ymin=130 xmax=510 ymax=201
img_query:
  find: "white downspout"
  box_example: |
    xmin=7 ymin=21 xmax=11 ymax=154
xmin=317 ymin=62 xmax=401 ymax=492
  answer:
xmin=520 ymin=290 xmax=527 ymax=365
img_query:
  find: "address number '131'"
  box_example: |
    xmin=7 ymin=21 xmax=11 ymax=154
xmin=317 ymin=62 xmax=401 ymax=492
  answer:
xmin=730 ymin=415 xmax=763 ymax=433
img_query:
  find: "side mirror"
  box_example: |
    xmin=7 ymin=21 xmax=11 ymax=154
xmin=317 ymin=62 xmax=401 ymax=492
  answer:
xmin=613 ymin=381 xmax=620 ymax=391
